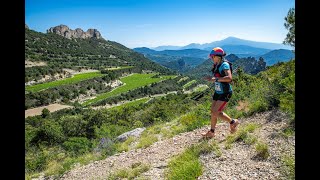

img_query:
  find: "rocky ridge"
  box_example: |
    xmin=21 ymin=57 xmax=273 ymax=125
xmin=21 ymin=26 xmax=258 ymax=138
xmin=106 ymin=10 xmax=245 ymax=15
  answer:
xmin=46 ymin=24 xmax=102 ymax=39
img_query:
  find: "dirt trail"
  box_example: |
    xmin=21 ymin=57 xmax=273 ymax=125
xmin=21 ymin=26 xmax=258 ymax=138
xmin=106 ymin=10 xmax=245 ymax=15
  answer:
xmin=59 ymin=109 xmax=294 ymax=180
xmin=25 ymin=103 xmax=73 ymax=118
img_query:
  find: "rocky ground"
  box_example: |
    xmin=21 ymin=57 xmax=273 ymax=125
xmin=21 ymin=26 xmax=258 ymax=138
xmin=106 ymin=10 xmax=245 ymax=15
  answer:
xmin=55 ymin=109 xmax=294 ymax=180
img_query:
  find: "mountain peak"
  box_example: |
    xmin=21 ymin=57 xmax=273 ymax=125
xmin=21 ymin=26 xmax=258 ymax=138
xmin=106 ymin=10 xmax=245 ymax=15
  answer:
xmin=46 ymin=24 xmax=103 ymax=40
xmin=224 ymin=36 xmax=240 ymax=40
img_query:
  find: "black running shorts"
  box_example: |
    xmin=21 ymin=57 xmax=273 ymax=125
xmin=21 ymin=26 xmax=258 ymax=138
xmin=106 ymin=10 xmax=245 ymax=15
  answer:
xmin=212 ymin=92 xmax=232 ymax=102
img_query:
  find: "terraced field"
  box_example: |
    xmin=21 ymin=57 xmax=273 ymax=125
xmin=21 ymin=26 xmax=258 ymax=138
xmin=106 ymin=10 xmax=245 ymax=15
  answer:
xmin=26 ymin=72 xmax=104 ymax=92
xmin=83 ymin=73 xmax=177 ymax=106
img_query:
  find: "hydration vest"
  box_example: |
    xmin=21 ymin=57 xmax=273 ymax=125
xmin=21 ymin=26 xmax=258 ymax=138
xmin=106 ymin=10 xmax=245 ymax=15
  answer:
xmin=211 ymin=61 xmax=233 ymax=93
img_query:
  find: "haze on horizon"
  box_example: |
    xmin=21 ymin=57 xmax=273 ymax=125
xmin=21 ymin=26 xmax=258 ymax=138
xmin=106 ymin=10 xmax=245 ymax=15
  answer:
xmin=25 ymin=0 xmax=295 ymax=49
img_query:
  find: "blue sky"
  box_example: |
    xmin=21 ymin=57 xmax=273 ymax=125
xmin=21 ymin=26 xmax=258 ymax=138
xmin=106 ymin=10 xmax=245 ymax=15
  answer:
xmin=25 ymin=0 xmax=295 ymax=48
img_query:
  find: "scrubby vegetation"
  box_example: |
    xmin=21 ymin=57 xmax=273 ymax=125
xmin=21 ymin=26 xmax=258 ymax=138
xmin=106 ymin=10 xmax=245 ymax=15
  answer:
xmin=25 ymin=58 xmax=295 ymax=178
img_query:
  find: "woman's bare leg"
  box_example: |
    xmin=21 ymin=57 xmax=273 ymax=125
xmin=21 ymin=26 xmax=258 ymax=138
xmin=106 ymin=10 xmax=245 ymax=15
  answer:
xmin=218 ymin=112 xmax=232 ymax=123
xmin=210 ymin=100 xmax=228 ymax=129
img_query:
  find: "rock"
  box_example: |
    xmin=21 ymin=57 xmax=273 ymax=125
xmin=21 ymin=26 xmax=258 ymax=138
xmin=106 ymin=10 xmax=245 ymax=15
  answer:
xmin=25 ymin=24 xmax=29 ymax=29
xmin=115 ymin=127 xmax=146 ymax=142
xmin=46 ymin=24 xmax=103 ymax=39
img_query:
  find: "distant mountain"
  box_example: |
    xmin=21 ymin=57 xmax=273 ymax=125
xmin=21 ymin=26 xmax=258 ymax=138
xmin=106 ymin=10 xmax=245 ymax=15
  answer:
xmin=184 ymin=58 xmax=213 ymax=79
xmin=134 ymin=45 xmax=273 ymax=64
xmin=138 ymin=53 xmax=204 ymax=72
xmin=133 ymin=47 xmax=209 ymax=72
xmin=133 ymin=47 xmax=210 ymax=59
xmin=160 ymin=49 xmax=210 ymax=58
xmin=220 ymin=45 xmax=272 ymax=57
xmin=151 ymin=36 xmax=292 ymax=51
xmin=133 ymin=47 xmax=159 ymax=55
xmin=152 ymin=45 xmax=182 ymax=51
xmin=184 ymin=54 xmax=267 ymax=79
xmin=200 ymin=37 xmax=292 ymax=50
xmin=256 ymin=49 xmax=295 ymax=66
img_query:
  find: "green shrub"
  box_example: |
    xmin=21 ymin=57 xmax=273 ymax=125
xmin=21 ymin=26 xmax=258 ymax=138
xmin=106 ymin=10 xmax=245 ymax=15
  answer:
xmin=108 ymin=163 xmax=150 ymax=180
xmin=94 ymin=124 xmax=129 ymax=140
xmin=255 ymin=141 xmax=270 ymax=159
xmin=62 ymin=137 xmax=92 ymax=156
xmin=166 ymin=143 xmax=208 ymax=180
xmin=166 ymin=150 xmax=202 ymax=180
xmin=116 ymin=136 xmax=136 ymax=152
xmin=225 ymin=123 xmax=260 ymax=148
xmin=280 ymin=154 xmax=295 ymax=179
xmin=93 ymin=137 xmax=117 ymax=156
xmin=196 ymin=140 xmax=222 ymax=157
xmin=41 ymin=108 xmax=51 ymax=118
xmin=25 ymin=125 xmax=38 ymax=149
xmin=136 ymin=135 xmax=158 ymax=149
xmin=60 ymin=115 xmax=87 ymax=137
xmin=25 ymin=150 xmax=49 ymax=173
xmin=179 ymin=111 xmax=208 ymax=131
xmin=32 ymin=120 xmax=65 ymax=145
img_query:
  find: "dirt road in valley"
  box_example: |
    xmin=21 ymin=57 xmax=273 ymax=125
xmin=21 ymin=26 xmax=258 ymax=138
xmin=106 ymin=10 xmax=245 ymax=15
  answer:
xmin=25 ymin=103 xmax=73 ymax=118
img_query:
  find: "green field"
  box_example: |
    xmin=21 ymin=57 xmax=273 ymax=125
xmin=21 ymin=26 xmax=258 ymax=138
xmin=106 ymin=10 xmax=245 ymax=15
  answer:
xmin=83 ymin=73 xmax=176 ymax=106
xmin=192 ymin=85 xmax=209 ymax=92
xmin=183 ymin=80 xmax=197 ymax=89
xmin=26 ymin=72 xmax=104 ymax=92
xmin=109 ymin=97 xmax=150 ymax=110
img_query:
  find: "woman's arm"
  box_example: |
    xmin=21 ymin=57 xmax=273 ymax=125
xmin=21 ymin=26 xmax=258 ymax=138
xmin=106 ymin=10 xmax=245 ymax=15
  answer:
xmin=216 ymin=69 xmax=232 ymax=82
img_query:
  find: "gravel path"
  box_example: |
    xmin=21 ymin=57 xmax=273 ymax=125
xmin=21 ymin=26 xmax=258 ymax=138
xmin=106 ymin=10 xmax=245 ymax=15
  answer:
xmin=59 ymin=109 xmax=294 ymax=180
xmin=198 ymin=109 xmax=294 ymax=180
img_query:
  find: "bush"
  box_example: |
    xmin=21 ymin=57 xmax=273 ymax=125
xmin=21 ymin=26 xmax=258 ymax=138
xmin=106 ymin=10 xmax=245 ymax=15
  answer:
xmin=25 ymin=150 xmax=49 ymax=173
xmin=179 ymin=111 xmax=207 ymax=131
xmin=166 ymin=144 xmax=203 ymax=180
xmin=62 ymin=137 xmax=92 ymax=156
xmin=60 ymin=115 xmax=87 ymax=137
xmin=41 ymin=108 xmax=50 ymax=118
xmin=32 ymin=120 xmax=65 ymax=145
xmin=255 ymin=141 xmax=270 ymax=159
xmin=136 ymin=135 xmax=158 ymax=149
xmin=93 ymin=137 xmax=116 ymax=156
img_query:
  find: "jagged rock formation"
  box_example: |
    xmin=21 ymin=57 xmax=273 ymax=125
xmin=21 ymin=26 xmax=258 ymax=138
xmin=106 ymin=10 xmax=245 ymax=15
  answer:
xmin=47 ymin=24 xmax=102 ymax=39
xmin=25 ymin=24 xmax=29 ymax=29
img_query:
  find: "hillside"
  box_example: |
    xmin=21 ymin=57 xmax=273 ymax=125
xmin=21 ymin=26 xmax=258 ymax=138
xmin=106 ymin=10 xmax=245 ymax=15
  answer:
xmin=26 ymin=59 xmax=295 ymax=179
xmin=58 ymin=109 xmax=294 ymax=180
xmin=256 ymin=49 xmax=295 ymax=66
xmin=25 ymin=27 xmax=174 ymax=80
xmin=25 ymin=26 xmax=186 ymax=110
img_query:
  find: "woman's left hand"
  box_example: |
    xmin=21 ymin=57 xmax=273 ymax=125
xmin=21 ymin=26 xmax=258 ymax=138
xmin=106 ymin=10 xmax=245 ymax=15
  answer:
xmin=203 ymin=76 xmax=215 ymax=82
